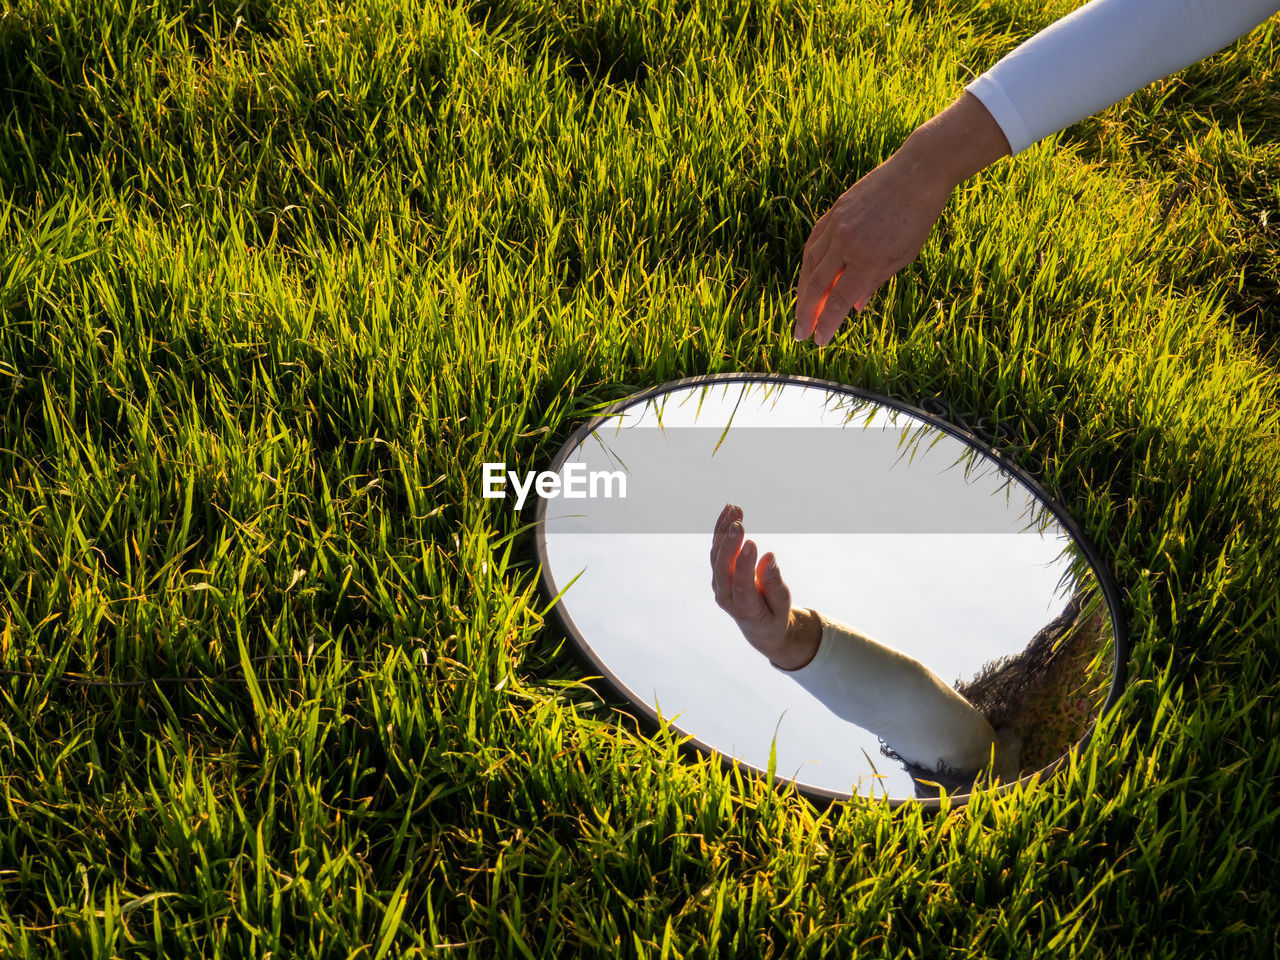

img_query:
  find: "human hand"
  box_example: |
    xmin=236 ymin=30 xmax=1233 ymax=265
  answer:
xmin=709 ymin=503 xmax=821 ymax=670
xmin=793 ymin=153 xmax=952 ymax=346
xmin=793 ymin=92 xmax=1011 ymax=347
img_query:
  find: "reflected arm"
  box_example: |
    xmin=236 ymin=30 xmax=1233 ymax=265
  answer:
xmin=714 ymin=505 xmax=1006 ymax=778
xmin=780 ymin=614 xmax=1000 ymax=775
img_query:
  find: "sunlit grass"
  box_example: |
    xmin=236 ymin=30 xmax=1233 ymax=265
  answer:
xmin=1 ymin=0 xmax=1277 ymax=955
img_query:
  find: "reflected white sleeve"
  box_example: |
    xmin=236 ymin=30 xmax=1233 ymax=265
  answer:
xmin=784 ymin=614 xmax=997 ymax=774
xmin=965 ymin=0 xmax=1280 ymax=155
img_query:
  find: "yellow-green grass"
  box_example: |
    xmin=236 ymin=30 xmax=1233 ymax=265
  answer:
xmin=1 ymin=0 xmax=1277 ymax=955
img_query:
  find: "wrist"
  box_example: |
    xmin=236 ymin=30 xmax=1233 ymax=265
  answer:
xmin=770 ymin=607 xmax=822 ymax=672
xmin=895 ymin=91 xmax=1011 ymax=191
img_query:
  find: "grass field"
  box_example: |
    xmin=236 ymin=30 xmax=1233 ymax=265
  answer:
xmin=1 ymin=0 xmax=1279 ymax=955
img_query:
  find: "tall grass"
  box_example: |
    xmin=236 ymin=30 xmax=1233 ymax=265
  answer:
xmin=0 ymin=0 xmax=1277 ymax=955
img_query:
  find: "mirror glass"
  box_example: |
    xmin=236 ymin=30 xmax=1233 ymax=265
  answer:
xmin=534 ymin=376 xmax=1124 ymax=804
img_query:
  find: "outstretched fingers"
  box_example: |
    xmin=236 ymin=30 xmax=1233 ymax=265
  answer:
xmin=711 ymin=505 xmax=787 ymax=623
xmin=755 ymin=551 xmax=791 ymax=616
xmin=710 ymin=504 xmax=743 ymax=609
xmin=810 ymin=266 xmax=865 ymax=346
xmin=730 ymin=536 xmax=762 ymax=617
xmin=795 ymin=219 xmax=833 ymax=339
xmin=795 ymin=244 xmax=843 ymax=341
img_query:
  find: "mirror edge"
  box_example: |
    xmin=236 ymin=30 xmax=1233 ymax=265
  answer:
xmin=531 ymin=372 xmax=1131 ymax=811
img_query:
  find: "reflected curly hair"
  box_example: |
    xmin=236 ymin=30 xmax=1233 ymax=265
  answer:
xmin=880 ymin=589 xmax=1110 ymax=799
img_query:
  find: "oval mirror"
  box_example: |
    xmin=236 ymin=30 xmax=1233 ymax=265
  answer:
xmin=533 ymin=374 xmax=1127 ymax=806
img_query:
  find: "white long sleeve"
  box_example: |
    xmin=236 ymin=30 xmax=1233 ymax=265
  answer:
xmin=784 ymin=614 xmax=999 ymax=775
xmin=965 ymin=0 xmax=1280 ymax=155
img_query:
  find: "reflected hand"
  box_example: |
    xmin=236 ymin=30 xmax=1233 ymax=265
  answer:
xmin=710 ymin=504 xmax=820 ymax=671
xmin=793 ymin=155 xmax=951 ymax=346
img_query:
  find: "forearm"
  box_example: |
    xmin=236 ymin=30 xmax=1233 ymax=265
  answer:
xmin=781 ymin=613 xmax=998 ymax=773
xmin=892 ymin=91 xmax=1011 ymax=192
xmin=966 ymin=0 xmax=1280 ymax=155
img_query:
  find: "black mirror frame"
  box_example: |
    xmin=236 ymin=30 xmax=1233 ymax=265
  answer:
xmin=532 ymin=372 xmax=1130 ymax=810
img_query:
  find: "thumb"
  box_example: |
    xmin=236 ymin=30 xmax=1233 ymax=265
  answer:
xmin=756 ymin=552 xmax=792 ymax=616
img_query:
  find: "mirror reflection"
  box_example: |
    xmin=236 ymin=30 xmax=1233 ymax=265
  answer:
xmin=536 ymin=376 xmax=1122 ymax=803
